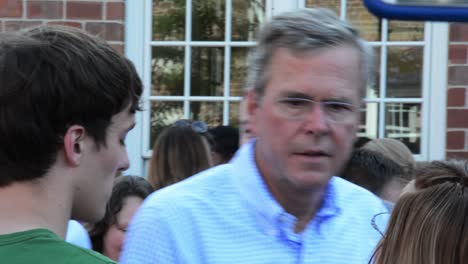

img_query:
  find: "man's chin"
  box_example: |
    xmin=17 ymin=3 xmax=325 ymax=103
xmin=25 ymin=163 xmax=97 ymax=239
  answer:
xmin=288 ymin=172 xmax=332 ymax=190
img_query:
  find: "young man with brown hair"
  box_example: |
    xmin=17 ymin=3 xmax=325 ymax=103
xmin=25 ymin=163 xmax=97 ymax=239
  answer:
xmin=0 ymin=25 xmax=142 ymax=263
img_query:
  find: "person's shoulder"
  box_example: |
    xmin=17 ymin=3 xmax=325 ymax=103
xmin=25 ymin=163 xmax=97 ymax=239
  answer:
xmin=0 ymin=229 xmax=115 ymax=264
xmin=62 ymin=243 xmax=116 ymax=264
xmin=331 ymin=176 xmax=388 ymax=212
xmin=149 ymin=163 xmax=234 ymax=204
xmin=39 ymin=234 xmax=115 ymax=264
xmin=330 ymin=177 xmax=389 ymax=237
xmin=153 ymin=164 xmax=232 ymax=199
xmin=130 ymin=164 xmax=237 ymax=236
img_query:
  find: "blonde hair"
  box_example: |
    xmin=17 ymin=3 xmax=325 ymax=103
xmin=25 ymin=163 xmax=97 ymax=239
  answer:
xmin=147 ymin=125 xmax=213 ymax=190
xmin=371 ymin=160 xmax=468 ymax=264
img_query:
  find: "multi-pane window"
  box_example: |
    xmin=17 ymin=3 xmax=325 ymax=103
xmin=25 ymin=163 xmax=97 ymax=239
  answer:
xmin=304 ymin=0 xmax=426 ymax=155
xmin=145 ymin=0 xmax=266 ymax=156
xmin=125 ymin=0 xmax=448 ymax=175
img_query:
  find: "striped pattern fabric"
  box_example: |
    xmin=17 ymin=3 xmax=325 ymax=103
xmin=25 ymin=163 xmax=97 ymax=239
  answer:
xmin=120 ymin=141 xmax=389 ymax=264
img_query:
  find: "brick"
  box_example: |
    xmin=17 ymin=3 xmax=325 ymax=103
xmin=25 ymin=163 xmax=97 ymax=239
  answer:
xmin=450 ymin=23 xmax=468 ymax=42
xmin=4 ymin=21 xmax=42 ymax=31
xmin=449 ymin=45 xmax=468 ymax=65
xmin=106 ymin=2 xmax=124 ymax=20
xmin=446 ymin=151 xmax=468 ymax=159
xmin=447 ymin=109 xmax=468 ymax=128
xmin=448 ymin=66 xmax=468 ymax=85
xmin=47 ymin=21 xmax=83 ymax=29
xmin=110 ymin=44 xmax=124 ymax=55
xmin=447 ymin=88 xmax=466 ymax=107
xmin=86 ymin=22 xmax=123 ymax=41
xmin=0 ymin=0 xmax=22 ymax=18
xmin=447 ymin=131 xmax=465 ymax=149
xmin=27 ymin=1 xmax=63 ymax=19
xmin=67 ymin=1 xmax=102 ymax=20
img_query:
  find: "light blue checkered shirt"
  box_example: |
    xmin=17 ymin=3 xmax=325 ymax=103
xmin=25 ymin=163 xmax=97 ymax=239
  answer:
xmin=120 ymin=141 xmax=389 ymax=264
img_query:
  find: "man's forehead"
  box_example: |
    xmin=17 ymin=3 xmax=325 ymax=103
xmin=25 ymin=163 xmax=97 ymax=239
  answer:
xmin=266 ymin=47 xmax=362 ymax=94
xmin=276 ymin=46 xmax=359 ymax=69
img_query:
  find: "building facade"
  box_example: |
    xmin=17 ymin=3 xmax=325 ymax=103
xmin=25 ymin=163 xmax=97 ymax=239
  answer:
xmin=1 ymin=0 xmax=467 ymax=177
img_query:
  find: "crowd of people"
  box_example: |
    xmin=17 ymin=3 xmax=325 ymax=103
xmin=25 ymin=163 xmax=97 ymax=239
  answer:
xmin=1 ymin=7 xmax=467 ymax=264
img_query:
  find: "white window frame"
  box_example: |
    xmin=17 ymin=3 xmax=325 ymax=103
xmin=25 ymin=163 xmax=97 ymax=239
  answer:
xmin=297 ymin=0 xmax=448 ymax=162
xmin=360 ymin=20 xmax=447 ymax=162
xmin=125 ymin=0 xmax=447 ymax=176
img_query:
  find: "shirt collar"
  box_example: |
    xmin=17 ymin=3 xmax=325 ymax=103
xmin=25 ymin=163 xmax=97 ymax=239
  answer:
xmin=231 ymin=139 xmax=283 ymax=223
xmin=316 ymin=177 xmax=341 ymax=218
xmin=230 ymin=139 xmax=341 ymax=229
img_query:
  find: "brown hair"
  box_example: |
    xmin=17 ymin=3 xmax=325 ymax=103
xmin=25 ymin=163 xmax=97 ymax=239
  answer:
xmin=371 ymin=160 xmax=468 ymax=264
xmin=0 ymin=25 xmax=142 ymax=186
xmin=89 ymin=176 xmax=153 ymax=253
xmin=341 ymin=149 xmax=404 ymax=195
xmin=147 ymin=124 xmax=213 ymax=190
xmin=362 ymin=138 xmax=415 ymax=181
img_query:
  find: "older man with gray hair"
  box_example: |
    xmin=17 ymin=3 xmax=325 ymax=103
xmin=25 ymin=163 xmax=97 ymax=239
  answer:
xmin=121 ymin=8 xmax=389 ymax=264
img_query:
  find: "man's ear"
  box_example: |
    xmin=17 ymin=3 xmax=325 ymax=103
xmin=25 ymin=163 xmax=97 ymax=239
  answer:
xmin=63 ymin=125 xmax=86 ymax=166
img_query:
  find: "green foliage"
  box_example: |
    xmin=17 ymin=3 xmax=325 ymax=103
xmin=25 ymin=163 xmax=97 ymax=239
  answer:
xmin=192 ymin=0 xmax=225 ymax=41
xmin=153 ymin=0 xmax=186 ymax=40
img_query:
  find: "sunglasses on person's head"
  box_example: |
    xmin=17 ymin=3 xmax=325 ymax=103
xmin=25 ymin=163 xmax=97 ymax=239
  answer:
xmin=172 ymin=120 xmax=208 ymax=134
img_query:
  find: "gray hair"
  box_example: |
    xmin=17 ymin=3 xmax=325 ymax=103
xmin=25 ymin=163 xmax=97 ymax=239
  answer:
xmin=245 ymin=8 xmax=373 ymax=97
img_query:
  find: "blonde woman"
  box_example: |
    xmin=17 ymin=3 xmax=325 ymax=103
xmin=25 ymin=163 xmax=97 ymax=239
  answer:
xmin=371 ymin=159 xmax=468 ymax=264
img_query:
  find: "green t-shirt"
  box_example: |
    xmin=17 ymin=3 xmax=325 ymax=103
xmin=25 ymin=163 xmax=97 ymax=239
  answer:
xmin=0 ymin=229 xmax=116 ymax=264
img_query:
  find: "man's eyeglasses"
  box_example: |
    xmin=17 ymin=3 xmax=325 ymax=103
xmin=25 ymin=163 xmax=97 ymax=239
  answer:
xmin=273 ymin=97 xmax=358 ymax=123
xmin=172 ymin=120 xmax=208 ymax=134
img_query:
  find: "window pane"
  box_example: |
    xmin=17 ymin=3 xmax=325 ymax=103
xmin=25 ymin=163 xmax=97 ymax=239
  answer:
xmin=358 ymin=102 xmax=379 ymax=140
xmin=305 ymin=0 xmax=340 ymax=15
xmin=152 ymin=0 xmax=186 ymax=41
xmin=366 ymin=46 xmax=381 ymax=99
xmin=230 ymin=47 xmax=249 ymax=96
xmin=386 ymin=46 xmax=423 ymax=98
xmin=385 ymin=103 xmax=421 ymax=154
xmin=190 ymin=101 xmax=223 ymax=127
xmin=232 ymin=0 xmax=265 ymax=41
xmin=192 ymin=0 xmax=225 ymax=41
xmin=229 ymin=101 xmax=240 ymax=127
xmin=191 ymin=47 xmax=224 ymax=96
xmin=150 ymin=101 xmax=184 ymax=148
xmin=388 ymin=21 xmax=424 ymax=41
xmin=347 ymin=0 xmax=381 ymax=41
xmin=151 ymin=46 xmax=185 ymax=96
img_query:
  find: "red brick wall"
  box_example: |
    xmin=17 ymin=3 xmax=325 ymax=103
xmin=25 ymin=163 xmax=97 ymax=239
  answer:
xmin=447 ymin=23 xmax=468 ymax=159
xmin=0 ymin=0 xmax=125 ymax=54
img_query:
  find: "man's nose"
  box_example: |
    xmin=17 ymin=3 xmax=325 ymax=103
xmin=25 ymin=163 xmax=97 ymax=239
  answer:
xmin=302 ymin=103 xmax=330 ymax=134
xmin=119 ymin=148 xmax=130 ymax=172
